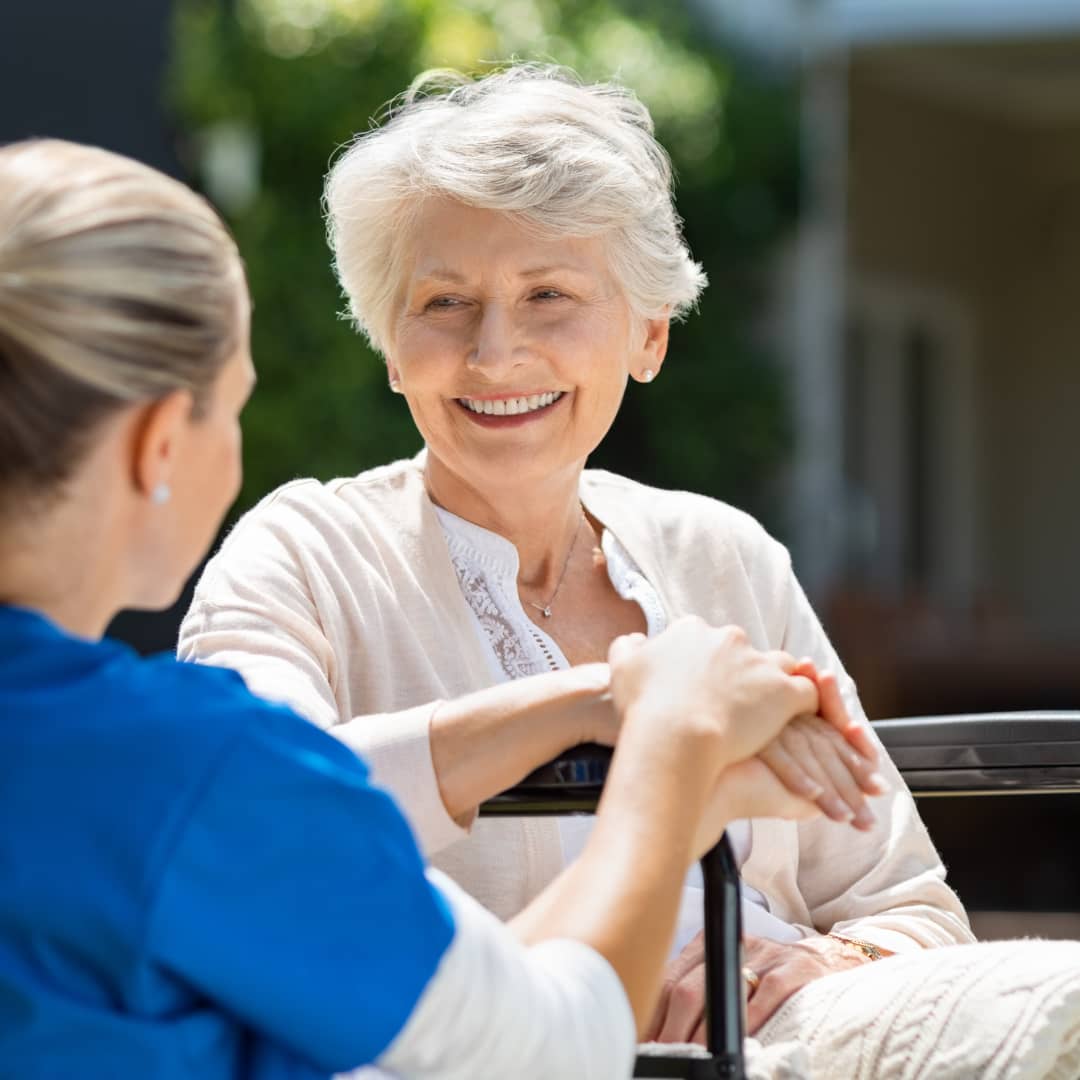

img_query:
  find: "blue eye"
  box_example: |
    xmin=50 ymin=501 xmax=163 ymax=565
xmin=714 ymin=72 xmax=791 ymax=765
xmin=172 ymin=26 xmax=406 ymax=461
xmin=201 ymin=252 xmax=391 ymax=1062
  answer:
xmin=425 ymin=296 xmax=462 ymax=310
xmin=531 ymin=289 xmax=564 ymax=301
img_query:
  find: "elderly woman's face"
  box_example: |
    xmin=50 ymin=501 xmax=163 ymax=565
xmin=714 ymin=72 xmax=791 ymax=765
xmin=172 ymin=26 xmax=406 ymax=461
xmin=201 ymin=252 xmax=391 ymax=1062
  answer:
xmin=388 ymin=199 xmax=667 ymax=501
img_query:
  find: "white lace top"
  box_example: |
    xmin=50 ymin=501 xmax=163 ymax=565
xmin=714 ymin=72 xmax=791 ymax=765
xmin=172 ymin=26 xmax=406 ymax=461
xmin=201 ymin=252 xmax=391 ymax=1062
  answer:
xmin=434 ymin=506 xmax=801 ymax=950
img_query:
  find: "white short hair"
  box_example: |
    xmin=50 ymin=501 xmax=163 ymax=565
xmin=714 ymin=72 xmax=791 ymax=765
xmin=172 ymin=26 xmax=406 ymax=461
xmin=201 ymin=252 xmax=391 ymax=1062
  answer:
xmin=324 ymin=63 xmax=707 ymax=355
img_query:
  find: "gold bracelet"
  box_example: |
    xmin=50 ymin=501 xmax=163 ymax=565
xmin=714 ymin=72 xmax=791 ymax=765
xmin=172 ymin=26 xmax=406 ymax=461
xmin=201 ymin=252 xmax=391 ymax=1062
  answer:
xmin=827 ymin=932 xmax=884 ymax=962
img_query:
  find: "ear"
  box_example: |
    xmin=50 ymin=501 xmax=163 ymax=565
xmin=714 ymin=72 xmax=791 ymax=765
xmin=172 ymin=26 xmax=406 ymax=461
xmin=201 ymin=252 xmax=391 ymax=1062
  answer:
xmin=385 ymin=358 xmax=403 ymax=393
xmin=131 ymin=389 xmax=194 ymax=500
xmin=632 ymin=312 xmax=670 ymax=383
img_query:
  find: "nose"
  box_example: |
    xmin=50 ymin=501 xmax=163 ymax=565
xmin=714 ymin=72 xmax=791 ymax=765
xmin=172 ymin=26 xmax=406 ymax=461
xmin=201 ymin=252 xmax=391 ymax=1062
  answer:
xmin=467 ymin=303 xmax=523 ymax=377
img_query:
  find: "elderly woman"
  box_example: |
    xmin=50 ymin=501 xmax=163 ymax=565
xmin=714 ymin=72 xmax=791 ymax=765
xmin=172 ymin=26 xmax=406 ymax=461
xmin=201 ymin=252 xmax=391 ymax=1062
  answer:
xmin=0 ymin=136 xmax=867 ymax=1078
xmin=179 ymin=65 xmax=968 ymax=1044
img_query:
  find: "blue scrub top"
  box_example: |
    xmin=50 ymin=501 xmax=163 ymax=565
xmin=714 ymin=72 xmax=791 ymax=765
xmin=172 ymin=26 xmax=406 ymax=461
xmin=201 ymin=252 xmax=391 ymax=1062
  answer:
xmin=0 ymin=604 xmax=454 ymax=1079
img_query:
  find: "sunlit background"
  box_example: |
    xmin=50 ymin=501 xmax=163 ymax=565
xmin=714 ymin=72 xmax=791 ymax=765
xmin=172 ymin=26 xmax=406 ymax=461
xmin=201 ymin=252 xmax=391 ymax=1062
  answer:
xmin=3 ymin=0 xmax=1080 ymax=933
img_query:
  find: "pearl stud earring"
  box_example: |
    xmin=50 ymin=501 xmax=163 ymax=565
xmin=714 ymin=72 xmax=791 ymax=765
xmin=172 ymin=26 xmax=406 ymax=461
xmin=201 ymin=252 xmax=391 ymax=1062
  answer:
xmin=150 ymin=483 xmax=172 ymax=505
xmin=641 ymin=368 xmax=655 ymax=383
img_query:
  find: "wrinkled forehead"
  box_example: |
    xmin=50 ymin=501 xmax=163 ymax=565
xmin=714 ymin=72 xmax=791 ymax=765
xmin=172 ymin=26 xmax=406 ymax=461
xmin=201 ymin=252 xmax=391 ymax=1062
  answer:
xmin=399 ymin=198 xmax=614 ymax=284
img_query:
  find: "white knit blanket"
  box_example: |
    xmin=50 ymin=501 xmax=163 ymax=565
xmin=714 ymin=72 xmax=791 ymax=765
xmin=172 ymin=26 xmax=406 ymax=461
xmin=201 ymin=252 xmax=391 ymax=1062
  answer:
xmin=754 ymin=938 xmax=1080 ymax=1079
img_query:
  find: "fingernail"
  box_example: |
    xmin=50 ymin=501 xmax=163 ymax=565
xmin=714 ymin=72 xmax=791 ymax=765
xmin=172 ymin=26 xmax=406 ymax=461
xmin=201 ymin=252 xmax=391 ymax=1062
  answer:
xmin=854 ymin=805 xmax=877 ymax=830
xmin=824 ymin=797 xmax=854 ymax=822
xmin=867 ymin=772 xmax=889 ymax=794
xmin=798 ymin=778 xmax=826 ymax=799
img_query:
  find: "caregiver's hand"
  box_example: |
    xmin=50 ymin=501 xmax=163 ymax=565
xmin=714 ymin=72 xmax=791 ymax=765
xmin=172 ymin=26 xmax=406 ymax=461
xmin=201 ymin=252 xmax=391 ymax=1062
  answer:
xmin=792 ymin=658 xmax=879 ymax=764
xmin=609 ymin=619 xmax=818 ymax=772
xmin=610 ymin=621 xmax=828 ymax=869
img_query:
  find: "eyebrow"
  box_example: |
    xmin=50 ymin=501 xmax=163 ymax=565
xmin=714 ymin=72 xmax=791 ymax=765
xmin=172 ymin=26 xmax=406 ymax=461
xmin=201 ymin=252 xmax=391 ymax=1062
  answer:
xmin=520 ymin=264 xmax=589 ymax=278
xmin=414 ymin=268 xmax=467 ymax=284
xmin=413 ymin=264 xmax=591 ymax=284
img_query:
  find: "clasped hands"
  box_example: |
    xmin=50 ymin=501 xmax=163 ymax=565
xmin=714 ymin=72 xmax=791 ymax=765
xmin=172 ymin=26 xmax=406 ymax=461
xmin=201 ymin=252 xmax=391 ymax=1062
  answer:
xmin=605 ymin=617 xmax=889 ymax=1041
xmin=605 ymin=617 xmax=886 ymax=847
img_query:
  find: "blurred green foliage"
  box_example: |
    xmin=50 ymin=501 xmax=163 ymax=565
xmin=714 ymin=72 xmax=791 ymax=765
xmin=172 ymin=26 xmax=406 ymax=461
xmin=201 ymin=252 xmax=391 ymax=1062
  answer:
xmin=170 ymin=0 xmax=799 ymax=527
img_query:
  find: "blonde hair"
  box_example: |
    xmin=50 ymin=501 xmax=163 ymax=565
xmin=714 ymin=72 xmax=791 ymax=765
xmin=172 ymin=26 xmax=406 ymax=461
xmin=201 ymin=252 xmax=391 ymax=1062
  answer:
xmin=324 ymin=63 xmax=707 ymax=355
xmin=0 ymin=139 xmax=245 ymax=511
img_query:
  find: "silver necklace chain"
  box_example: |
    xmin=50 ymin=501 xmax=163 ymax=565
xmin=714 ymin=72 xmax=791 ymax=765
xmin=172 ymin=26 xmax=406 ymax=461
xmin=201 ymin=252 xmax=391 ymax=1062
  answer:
xmin=522 ymin=509 xmax=587 ymax=619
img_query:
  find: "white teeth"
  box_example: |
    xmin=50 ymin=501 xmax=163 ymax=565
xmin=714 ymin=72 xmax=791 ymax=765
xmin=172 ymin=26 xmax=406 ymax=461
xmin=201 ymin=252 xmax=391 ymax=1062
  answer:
xmin=461 ymin=391 xmax=563 ymax=416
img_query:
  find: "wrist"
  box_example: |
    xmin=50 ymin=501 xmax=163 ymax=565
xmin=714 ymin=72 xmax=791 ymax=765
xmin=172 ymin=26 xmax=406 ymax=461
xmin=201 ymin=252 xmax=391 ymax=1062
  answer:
xmin=592 ymin=785 xmax=699 ymax=873
xmin=603 ymin=712 xmax=717 ymax=851
xmin=619 ymin=700 xmax=733 ymax=781
xmin=560 ymin=662 xmax=614 ymax=746
xmin=826 ymin=932 xmax=886 ymax=963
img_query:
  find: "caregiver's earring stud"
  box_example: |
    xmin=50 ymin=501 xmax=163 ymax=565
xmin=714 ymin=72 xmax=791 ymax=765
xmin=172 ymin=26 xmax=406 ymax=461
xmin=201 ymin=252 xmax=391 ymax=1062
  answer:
xmin=641 ymin=368 xmax=655 ymax=384
xmin=389 ymin=378 xmax=402 ymax=393
xmin=150 ymin=483 xmax=172 ymax=506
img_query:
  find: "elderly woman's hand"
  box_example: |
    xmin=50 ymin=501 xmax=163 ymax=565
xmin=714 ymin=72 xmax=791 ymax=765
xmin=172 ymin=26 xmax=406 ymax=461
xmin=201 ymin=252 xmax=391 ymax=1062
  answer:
xmin=741 ymin=931 xmax=890 ymax=1034
xmin=648 ymin=929 xmax=887 ymax=1044
xmin=692 ymin=666 xmax=886 ymax=845
xmin=758 ymin=666 xmax=887 ymax=829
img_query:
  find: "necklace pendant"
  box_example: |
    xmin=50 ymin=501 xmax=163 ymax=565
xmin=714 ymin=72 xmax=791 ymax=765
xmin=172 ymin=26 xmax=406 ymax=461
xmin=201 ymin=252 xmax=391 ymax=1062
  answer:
xmin=542 ymin=606 xmax=552 ymax=618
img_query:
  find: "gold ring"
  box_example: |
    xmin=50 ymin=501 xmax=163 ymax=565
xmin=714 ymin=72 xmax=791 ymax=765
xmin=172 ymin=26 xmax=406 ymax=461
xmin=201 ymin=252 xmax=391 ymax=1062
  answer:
xmin=742 ymin=966 xmax=760 ymax=993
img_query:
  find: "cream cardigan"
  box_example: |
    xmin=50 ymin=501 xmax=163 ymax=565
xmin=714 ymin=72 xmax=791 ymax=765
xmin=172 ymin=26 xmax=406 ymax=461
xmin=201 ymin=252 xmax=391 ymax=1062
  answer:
xmin=178 ymin=454 xmax=973 ymax=954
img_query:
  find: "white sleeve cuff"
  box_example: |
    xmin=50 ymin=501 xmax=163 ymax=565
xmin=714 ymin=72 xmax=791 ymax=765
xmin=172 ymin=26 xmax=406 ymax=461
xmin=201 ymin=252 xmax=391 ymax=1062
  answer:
xmin=377 ymin=870 xmax=636 ymax=1080
xmin=332 ymin=703 xmax=470 ymax=857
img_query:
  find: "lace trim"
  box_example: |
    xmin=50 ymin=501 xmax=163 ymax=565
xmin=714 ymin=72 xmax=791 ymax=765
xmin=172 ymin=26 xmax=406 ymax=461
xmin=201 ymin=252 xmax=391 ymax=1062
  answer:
xmin=443 ymin=544 xmax=557 ymax=679
xmin=437 ymin=507 xmax=666 ymax=682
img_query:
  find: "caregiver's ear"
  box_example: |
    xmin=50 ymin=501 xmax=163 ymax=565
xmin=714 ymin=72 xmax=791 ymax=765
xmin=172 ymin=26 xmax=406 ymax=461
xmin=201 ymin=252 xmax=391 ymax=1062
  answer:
xmin=132 ymin=389 xmax=195 ymax=499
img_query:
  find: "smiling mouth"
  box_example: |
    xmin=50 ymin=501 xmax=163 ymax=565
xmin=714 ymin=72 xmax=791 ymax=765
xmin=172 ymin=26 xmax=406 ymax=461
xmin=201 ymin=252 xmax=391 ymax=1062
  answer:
xmin=457 ymin=391 xmax=565 ymax=417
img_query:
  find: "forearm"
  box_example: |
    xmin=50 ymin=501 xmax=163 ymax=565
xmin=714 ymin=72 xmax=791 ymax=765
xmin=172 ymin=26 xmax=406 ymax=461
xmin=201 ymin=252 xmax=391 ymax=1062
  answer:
xmin=379 ymin=872 xmax=635 ymax=1080
xmin=430 ymin=662 xmax=612 ymax=821
xmin=511 ymin=723 xmax=721 ymax=1033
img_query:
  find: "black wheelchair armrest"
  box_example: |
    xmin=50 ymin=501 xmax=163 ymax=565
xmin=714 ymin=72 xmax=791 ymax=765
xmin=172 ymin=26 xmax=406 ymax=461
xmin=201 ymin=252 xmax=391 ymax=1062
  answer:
xmin=872 ymin=711 xmax=1080 ymax=795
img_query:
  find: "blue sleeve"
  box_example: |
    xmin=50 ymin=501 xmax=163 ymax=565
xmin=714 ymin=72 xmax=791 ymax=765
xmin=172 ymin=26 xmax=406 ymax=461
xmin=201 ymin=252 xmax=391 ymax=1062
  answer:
xmin=145 ymin=704 xmax=455 ymax=1073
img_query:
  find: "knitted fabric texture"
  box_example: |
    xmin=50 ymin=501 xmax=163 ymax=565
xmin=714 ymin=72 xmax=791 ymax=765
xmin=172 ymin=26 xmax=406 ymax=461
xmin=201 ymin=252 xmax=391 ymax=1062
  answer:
xmin=758 ymin=937 xmax=1080 ymax=1079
